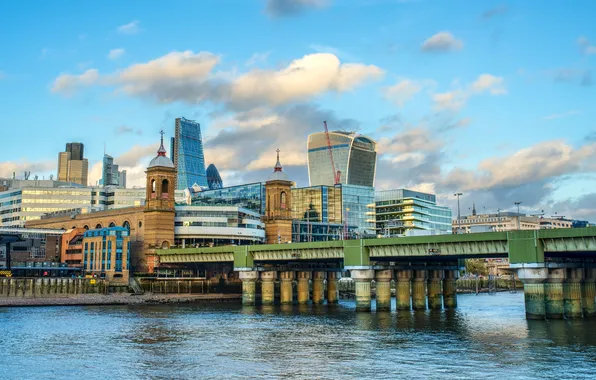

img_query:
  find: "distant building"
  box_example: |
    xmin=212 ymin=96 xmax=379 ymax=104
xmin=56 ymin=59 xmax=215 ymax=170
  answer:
xmin=0 ymin=227 xmax=65 ymax=268
xmin=375 ymin=189 xmax=452 ymax=237
xmin=101 ymin=154 xmax=127 ymax=188
xmin=172 ymin=117 xmax=208 ymax=190
xmin=57 ymin=142 xmax=88 ymax=186
xmin=307 ymin=131 xmax=377 ymax=187
xmin=206 ymin=164 xmax=223 ymax=190
xmin=453 ymin=211 xmax=574 ymax=233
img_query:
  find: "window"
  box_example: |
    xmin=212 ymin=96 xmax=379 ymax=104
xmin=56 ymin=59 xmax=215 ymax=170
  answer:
xmin=162 ymin=179 xmax=169 ymax=194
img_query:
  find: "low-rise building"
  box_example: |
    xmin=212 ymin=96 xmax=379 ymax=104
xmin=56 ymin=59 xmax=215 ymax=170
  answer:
xmin=82 ymin=227 xmax=130 ymax=283
xmin=453 ymin=212 xmax=574 ymax=233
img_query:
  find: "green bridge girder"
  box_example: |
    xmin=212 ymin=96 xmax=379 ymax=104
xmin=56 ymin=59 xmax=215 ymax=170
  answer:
xmin=156 ymin=227 xmax=596 ymax=269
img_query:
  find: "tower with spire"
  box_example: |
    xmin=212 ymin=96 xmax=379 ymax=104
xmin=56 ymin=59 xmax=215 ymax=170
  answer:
xmin=143 ymin=130 xmax=176 ymax=273
xmin=263 ymin=149 xmax=294 ymax=244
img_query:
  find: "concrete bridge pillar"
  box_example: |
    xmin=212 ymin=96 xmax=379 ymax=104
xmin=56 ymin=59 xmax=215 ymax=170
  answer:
xmin=312 ymin=271 xmax=326 ymax=304
xmin=260 ymin=271 xmax=277 ymax=306
xmin=280 ymin=271 xmax=295 ymax=305
xmin=582 ymin=268 xmax=596 ymax=317
xmin=375 ymin=270 xmax=393 ymax=312
xmin=297 ymin=271 xmax=311 ymax=304
xmin=564 ymin=268 xmax=584 ymax=319
xmin=517 ymin=268 xmax=548 ymax=320
xmin=545 ymin=268 xmax=566 ymax=319
xmin=427 ymin=270 xmax=444 ymax=310
xmin=239 ymin=271 xmax=259 ymax=306
xmin=412 ymin=270 xmax=427 ymax=310
xmin=443 ymin=270 xmax=458 ymax=309
xmin=327 ymin=272 xmax=340 ymax=304
xmin=351 ymin=269 xmax=374 ymax=312
xmin=395 ymin=270 xmax=412 ymax=310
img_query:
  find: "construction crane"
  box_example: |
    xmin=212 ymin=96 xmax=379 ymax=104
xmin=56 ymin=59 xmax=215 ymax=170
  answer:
xmin=323 ymin=121 xmax=341 ymax=185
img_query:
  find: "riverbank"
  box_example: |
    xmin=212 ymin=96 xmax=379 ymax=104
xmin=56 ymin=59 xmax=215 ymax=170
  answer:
xmin=0 ymin=293 xmax=241 ymax=307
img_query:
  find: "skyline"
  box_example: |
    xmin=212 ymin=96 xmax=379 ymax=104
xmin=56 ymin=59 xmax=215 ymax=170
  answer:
xmin=1 ymin=0 xmax=595 ymax=220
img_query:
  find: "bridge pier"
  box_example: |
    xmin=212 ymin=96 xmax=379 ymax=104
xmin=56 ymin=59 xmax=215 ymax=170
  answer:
xmin=412 ymin=270 xmax=427 ymax=310
xmin=327 ymin=272 xmax=340 ymax=304
xmin=312 ymin=271 xmax=326 ymax=304
xmin=280 ymin=271 xmax=295 ymax=305
xmin=443 ymin=270 xmax=458 ymax=309
xmin=564 ymin=268 xmax=584 ymax=319
xmin=239 ymin=271 xmax=259 ymax=306
xmin=395 ymin=270 xmax=412 ymax=310
xmin=261 ymin=271 xmax=277 ymax=306
xmin=583 ymin=268 xmax=596 ymax=317
xmin=351 ymin=269 xmax=374 ymax=312
xmin=427 ymin=270 xmax=443 ymax=310
xmin=297 ymin=271 xmax=311 ymax=305
xmin=375 ymin=270 xmax=392 ymax=312
xmin=545 ymin=268 xmax=566 ymax=319
xmin=518 ymin=268 xmax=548 ymax=320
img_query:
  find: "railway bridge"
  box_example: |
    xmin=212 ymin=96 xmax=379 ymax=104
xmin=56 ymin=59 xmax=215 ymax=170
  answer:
xmin=156 ymin=228 xmax=596 ymax=320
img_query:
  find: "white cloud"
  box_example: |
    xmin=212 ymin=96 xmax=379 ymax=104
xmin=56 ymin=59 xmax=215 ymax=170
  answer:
xmin=543 ymin=110 xmax=581 ymax=121
xmin=578 ymin=36 xmax=596 ymax=55
xmin=433 ymin=74 xmax=506 ymax=111
xmin=51 ymin=69 xmax=99 ymax=95
xmin=0 ymin=160 xmax=55 ymax=179
xmin=108 ymin=48 xmax=125 ymax=60
xmin=384 ymin=79 xmax=422 ymax=106
xmin=421 ymin=31 xmax=463 ymax=52
xmin=117 ymin=20 xmax=141 ymax=35
xmin=470 ymin=74 xmax=506 ymax=94
xmin=245 ymin=51 xmax=271 ymax=67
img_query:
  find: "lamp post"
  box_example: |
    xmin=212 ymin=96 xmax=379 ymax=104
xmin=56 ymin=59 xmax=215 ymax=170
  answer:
xmin=454 ymin=193 xmax=463 ymax=234
xmin=514 ymin=201 xmax=522 ymax=230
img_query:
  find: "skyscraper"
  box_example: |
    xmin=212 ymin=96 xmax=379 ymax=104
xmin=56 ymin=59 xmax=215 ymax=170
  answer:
xmin=57 ymin=142 xmax=88 ymax=186
xmin=101 ymin=154 xmax=126 ymax=188
xmin=206 ymin=164 xmax=223 ymax=190
xmin=307 ymin=131 xmax=377 ymax=187
xmin=172 ymin=117 xmax=208 ymax=190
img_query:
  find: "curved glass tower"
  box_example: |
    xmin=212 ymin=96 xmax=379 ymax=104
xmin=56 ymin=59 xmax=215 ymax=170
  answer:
xmin=206 ymin=164 xmax=223 ymax=190
xmin=173 ymin=118 xmax=208 ymax=190
xmin=307 ymin=131 xmax=377 ymax=187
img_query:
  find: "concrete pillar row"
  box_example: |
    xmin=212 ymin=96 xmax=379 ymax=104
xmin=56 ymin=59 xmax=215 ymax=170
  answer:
xmin=412 ymin=270 xmax=427 ymax=310
xmin=260 ymin=271 xmax=277 ymax=306
xmin=443 ymin=270 xmax=458 ymax=309
xmin=375 ymin=270 xmax=392 ymax=312
xmin=583 ymin=268 xmax=596 ymax=318
xmin=427 ymin=270 xmax=444 ymax=310
xmin=239 ymin=271 xmax=259 ymax=306
xmin=545 ymin=268 xmax=566 ymax=319
xmin=564 ymin=268 xmax=584 ymax=319
xmin=517 ymin=268 xmax=548 ymax=320
xmin=297 ymin=271 xmax=311 ymax=304
xmin=327 ymin=272 xmax=340 ymax=304
xmin=351 ymin=269 xmax=375 ymax=312
xmin=395 ymin=270 xmax=412 ymax=310
xmin=280 ymin=271 xmax=295 ymax=305
xmin=312 ymin=271 xmax=326 ymax=304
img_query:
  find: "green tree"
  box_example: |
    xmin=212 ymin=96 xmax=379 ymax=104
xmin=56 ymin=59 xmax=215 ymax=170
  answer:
xmin=465 ymin=259 xmax=488 ymax=276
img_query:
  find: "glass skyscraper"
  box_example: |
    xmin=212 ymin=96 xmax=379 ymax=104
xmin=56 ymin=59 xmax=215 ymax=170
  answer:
xmin=173 ymin=118 xmax=208 ymax=190
xmin=307 ymin=131 xmax=377 ymax=187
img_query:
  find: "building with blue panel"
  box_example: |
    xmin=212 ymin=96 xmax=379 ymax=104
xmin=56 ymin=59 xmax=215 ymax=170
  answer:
xmin=186 ymin=183 xmax=266 ymax=215
xmin=82 ymin=226 xmax=130 ymax=283
xmin=206 ymin=164 xmax=223 ymax=190
xmin=172 ymin=117 xmax=208 ymax=190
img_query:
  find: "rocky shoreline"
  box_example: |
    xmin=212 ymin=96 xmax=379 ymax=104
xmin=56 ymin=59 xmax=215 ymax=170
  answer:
xmin=0 ymin=293 xmax=242 ymax=307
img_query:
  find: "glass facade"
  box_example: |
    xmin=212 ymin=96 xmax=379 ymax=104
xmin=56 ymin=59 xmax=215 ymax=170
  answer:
xmin=206 ymin=164 xmax=223 ymax=190
xmin=341 ymin=184 xmax=376 ymax=236
xmin=292 ymin=221 xmax=344 ymax=242
xmin=375 ymin=189 xmax=452 ymax=236
xmin=174 ymin=117 xmax=208 ymax=189
xmin=83 ymin=227 xmax=130 ymax=279
xmin=187 ymin=183 xmax=266 ymax=215
xmin=291 ymin=185 xmax=342 ymax=224
xmin=307 ymin=131 xmax=377 ymax=187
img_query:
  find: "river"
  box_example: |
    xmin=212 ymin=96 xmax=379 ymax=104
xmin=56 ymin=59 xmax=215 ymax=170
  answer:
xmin=1 ymin=292 xmax=595 ymax=379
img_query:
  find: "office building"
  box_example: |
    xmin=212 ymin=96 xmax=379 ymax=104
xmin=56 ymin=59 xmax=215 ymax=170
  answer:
xmin=101 ymin=154 xmax=127 ymax=188
xmin=375 ymin=189 xmax=452 ymax=237
xmin=82 ymin=226 xmax=130 ymax=283
xmin=0 ymin=227 xmax=64 ymax=268
xmin=307 ymin=131 xmax=377 ymax=187
xmin=453 ymin=211 xmax=573 ymax=233
xmin=172 ymin=117 xmax=208 ymax=190
xmin=291 ymin=185 xmax=343 ymax=242
xmin=206 ymin=164 xmax=223 ymax=190
xmin=57 ymin=142 xmax=89 ymax=186
xmin=186 ymin=182 xmax=266 ymax=215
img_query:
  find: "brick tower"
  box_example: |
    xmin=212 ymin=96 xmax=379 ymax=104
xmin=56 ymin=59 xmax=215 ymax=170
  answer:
xmin=264 ymin=149 xmax=294 ymax=244
xmin=144 ymin=131 xmax=176 ymax=273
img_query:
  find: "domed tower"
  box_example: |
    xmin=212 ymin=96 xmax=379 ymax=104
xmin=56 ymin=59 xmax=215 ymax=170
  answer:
xmin=264 ymin=149 xmax=294 ymax=244
xmin=144 ymin=131 xmax=176 ymax=273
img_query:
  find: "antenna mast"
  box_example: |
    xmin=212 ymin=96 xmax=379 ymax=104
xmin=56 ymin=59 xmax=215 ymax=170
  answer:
xmin=323 ymin=121 xmax=341 ymax=185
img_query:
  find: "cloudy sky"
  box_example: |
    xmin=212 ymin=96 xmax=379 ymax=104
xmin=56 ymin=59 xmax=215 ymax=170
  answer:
xmin=1 ymin=0 xmax=595 ymax=221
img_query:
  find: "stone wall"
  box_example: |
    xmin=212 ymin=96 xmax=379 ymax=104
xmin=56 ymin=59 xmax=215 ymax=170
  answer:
xmin=0 ymin=277 xmax=109 ymax=298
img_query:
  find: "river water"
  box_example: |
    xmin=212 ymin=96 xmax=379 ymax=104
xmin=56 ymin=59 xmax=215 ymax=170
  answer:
xmin=1 ymin=292 xmax=595 ymax=379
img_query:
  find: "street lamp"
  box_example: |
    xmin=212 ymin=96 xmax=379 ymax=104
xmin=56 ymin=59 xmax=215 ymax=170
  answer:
xmin=454 ymin=193 xmax=463 ymax=234
xmin=514 ymin=201 xmax=522 ymax=230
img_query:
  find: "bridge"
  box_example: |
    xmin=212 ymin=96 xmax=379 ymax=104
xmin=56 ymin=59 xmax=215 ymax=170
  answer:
xmin=156 ymin=227 xmax=596 ymax=320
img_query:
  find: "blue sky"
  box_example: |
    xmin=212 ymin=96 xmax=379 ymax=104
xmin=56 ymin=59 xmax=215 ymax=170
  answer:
xmin=1 ymin=0 xmax=595 ymax=220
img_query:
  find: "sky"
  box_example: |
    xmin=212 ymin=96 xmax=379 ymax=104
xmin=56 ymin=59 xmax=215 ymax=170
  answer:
xmin=0 ymin=0 xmax=595 ymax=221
